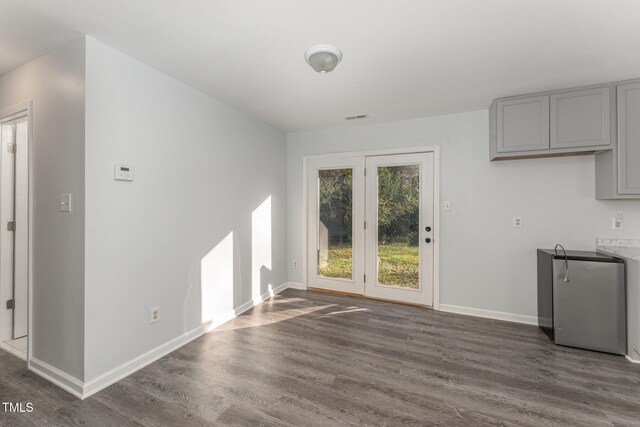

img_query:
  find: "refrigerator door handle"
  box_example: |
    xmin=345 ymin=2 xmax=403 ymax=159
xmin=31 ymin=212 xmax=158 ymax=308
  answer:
xmin=554 ymin=244 xmax=570 ymax=282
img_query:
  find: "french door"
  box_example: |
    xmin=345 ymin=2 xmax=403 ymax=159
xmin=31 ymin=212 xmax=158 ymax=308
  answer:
xmin=307 ymin=156 xmax=365 ymax=294
xmin=307 ymin=152 xmax=434 ymax=306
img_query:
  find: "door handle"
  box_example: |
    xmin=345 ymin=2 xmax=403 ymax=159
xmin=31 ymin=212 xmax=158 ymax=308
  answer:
xmin=425 ymin=237 xmax=432 ymax=243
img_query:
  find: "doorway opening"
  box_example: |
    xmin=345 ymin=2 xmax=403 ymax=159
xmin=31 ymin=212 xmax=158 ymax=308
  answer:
xmin=306 ymin=148 xmax=439 ymax=307
xmin=0 ymin=105 xmax=30 ymax=362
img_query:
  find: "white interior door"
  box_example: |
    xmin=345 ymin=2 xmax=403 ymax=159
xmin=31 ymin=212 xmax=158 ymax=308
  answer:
xmin=307 ymin=156 xmax=365 ymax=294
xmin=0 ymin=123 xmax=16 ymax=340
xmin=13 ymin=120 xmax=28 ymax=338
xmin=364 ymin=153 xmax=434 ymax=306
xmin=0 ymin=118 xmax=28 ymax=339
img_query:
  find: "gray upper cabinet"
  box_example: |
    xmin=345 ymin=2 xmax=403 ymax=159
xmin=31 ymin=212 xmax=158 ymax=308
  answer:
xmin=490 ymin=78 xmax=640 ymax=199
xmin=496 ymin=96 xmax=550 ymax=153
xmin=550 ymin=87 xmax=610 ymax=149
xmin=490 ymin=83 xmax=614 ymax=161
xmin=617 ymin=82 xmax=640 ymax=195
xmin=593 ymin=79 xmax=640 ymax=199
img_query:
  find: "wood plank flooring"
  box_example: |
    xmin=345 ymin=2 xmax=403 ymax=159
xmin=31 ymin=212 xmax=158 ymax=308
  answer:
xmin=1 ymin=288 xmax=640 ymax=426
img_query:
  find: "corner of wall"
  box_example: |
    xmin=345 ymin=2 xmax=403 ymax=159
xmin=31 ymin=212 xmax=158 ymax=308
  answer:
xmin=0 ymin=36 xmax=88 ymax=385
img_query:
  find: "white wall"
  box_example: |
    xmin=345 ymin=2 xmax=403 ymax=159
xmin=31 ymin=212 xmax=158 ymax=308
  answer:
xmin=0 ymin=38 xmax=86 ymax=379
xmin=287 ymin=110 xmax=640 ymax=317
xmin=84 ymin=38 xmax=287 ymax=382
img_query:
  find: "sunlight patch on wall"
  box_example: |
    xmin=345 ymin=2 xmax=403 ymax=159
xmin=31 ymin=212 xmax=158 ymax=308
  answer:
xmin=201 ymin=231 xmax=234 ymax=324
xmin=252 ymin=196 xmax=272 ymax=304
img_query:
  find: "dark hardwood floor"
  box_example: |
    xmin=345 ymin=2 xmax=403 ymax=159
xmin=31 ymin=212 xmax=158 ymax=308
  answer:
xmin=1 ymin=288 xmax=640 ymax=426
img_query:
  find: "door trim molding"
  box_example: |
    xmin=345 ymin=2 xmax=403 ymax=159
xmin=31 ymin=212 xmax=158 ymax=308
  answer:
xmin=302 ymin=145 xmax=440 ymax=310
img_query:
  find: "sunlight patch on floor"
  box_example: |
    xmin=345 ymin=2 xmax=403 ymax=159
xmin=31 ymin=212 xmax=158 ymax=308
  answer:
xmin=215 ymin=303 xmax=336 ymax=332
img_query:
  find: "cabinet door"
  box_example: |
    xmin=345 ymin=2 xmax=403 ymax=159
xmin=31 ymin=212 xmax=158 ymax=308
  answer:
xmin=618 ymin=82 xmax=640 ymax=195
xmin=497 ymin=96 xmax=549 ymax=153
xmin=550 ymin=87 xmax=611 ymax=149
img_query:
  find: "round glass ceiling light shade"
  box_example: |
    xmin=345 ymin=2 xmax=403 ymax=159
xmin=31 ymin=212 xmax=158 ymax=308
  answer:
xmin=305 ymin=45 xmax=343 ymax=74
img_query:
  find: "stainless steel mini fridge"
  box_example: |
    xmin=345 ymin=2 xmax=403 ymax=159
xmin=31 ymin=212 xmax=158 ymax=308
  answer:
xmin=537 ymin=249 xmax=626 ymax=355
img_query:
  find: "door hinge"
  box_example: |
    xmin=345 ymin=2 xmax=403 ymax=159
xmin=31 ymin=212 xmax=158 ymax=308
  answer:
xmin=364 ymin=274 xmax=366 ymax=283
xmin=6 ymin=299 xmax=14 ymax=310
xmin=7 ymin=221 xmax=15 ymax=231
xmin=7 ymin=143 xmax=15 ymax=154
xmin=364 ymin=168 xmax=366 ymax=177
xmin=364 ymin=221 xmax=366 ymax=229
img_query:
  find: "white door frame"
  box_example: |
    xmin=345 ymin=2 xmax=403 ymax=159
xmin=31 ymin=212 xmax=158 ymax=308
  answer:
xmin=0 ymin=101 xmax=33 ymax=364
xmin=302 ymin=145 xmax=441 ymax=310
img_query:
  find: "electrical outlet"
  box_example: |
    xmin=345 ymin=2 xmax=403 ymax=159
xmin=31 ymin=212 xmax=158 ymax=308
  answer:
xmin=292 ymin=259 xmax=299 ymax=269
xmin=443 ymin=201 xmax=451 ymax=211
xmin=150 ymin=306 xmax=160 ymax=324
xmin=512 ymin=216 xmax=523 ymax=228
xmin=613 ymin=213 xmax=624 ymax=230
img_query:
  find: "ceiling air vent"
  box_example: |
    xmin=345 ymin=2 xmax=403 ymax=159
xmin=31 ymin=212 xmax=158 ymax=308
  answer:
xmin=345 ymin=114 xmax=368 ymax=121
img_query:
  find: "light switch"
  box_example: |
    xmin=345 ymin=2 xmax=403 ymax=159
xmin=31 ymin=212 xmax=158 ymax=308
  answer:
xmin=60 ymin=193 xmax=72 ymax=213
xmin=114 ymin=164 xmax=134 ymax=181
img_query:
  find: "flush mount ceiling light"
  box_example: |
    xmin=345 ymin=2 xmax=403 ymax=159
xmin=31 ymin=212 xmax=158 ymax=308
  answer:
xmin=305 ymin=45 xmax=343 ymax=74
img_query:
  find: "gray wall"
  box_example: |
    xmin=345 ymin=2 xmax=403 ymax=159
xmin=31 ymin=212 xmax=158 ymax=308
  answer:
xmin=84 ymin=38 xmax=287 ymax=382
xmin=0 ymin=38 xmax=86 ymax=379
xmin=287 ymin=110 xmax=640 ymax=317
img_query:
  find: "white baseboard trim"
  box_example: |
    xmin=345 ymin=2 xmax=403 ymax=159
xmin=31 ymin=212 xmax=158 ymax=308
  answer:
xmin=31 ymin=282 xmax=291 ymax=400
xmin=250 ymin=282 xmax=290 ymax=307
xmin=439 ymin=304 xmax=538 ymax=326
xmin=285 ymin=281 xmax=306 ymax=290
xmin=626 ymin=355 xmax=640 ymax=364
xmin=0 ymin=341 xmax=27 ymax=361
xmin=30 ymin=358 xmax=84 ymax=399
xmin=81 ymin=321 xmax=209 ymax=399
xmin=81 ymin=281 xmax=290 ymax=399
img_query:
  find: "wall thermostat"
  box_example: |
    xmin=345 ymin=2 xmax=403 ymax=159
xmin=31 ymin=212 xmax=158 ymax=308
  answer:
xmin=114 ymin=164 xmax=134 ymax=181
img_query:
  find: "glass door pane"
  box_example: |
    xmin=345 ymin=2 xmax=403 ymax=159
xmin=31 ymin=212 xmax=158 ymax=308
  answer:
xmin=376 ymin=165 xmax=420 ymax=288
xmin=318 ymin=169 xmax=353 ymax=280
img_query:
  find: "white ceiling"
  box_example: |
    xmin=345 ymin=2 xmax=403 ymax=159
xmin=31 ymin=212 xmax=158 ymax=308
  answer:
xmin=0 ymin=2 xmax=80 ymax=76
xmin=3 ymin=0 xmax=640 ymax=132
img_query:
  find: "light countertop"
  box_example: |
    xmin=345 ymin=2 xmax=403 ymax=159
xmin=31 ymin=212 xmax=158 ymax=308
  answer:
xmin=596 ymin=238 xmax=640 ymax=261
